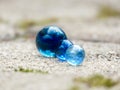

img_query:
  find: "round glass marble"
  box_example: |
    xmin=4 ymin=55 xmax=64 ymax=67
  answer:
xmin=65 ymin=45 xmax=85 ymax=66
xmin=36 ymin=26 xmax=67 ymax=57
xmin=56 ymin=40 xmax=73 ymax=62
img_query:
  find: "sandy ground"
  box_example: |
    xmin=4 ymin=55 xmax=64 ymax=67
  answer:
xmin=0 ymin=0 xmax=120 ymax=90
xmin=0 ymin=40 xmax=120 ymax=90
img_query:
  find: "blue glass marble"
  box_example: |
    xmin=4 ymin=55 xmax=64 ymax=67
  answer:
xmin=65 ymin=45 xmax=85 ymax=66
xmin=36 ymin=25 xmax=67 ymax=57
xmin=56 ymin=40 xmax=73 ymax=62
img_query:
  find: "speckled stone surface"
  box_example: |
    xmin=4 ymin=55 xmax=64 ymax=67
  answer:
xmin=0 ymin=40 xmax=120 ymax=90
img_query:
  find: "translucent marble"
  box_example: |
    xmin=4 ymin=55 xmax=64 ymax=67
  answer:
xmin=36 ymin=26 xmax=67 ymax=57
xmin=56 ymin=40 xmax=73 ymax=62
xmin=65 ymin=45 xmax=85 ymax=66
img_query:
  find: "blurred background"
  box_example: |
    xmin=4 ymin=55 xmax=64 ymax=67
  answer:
xmin=0 ymin=0 xmax=120 ymax=43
